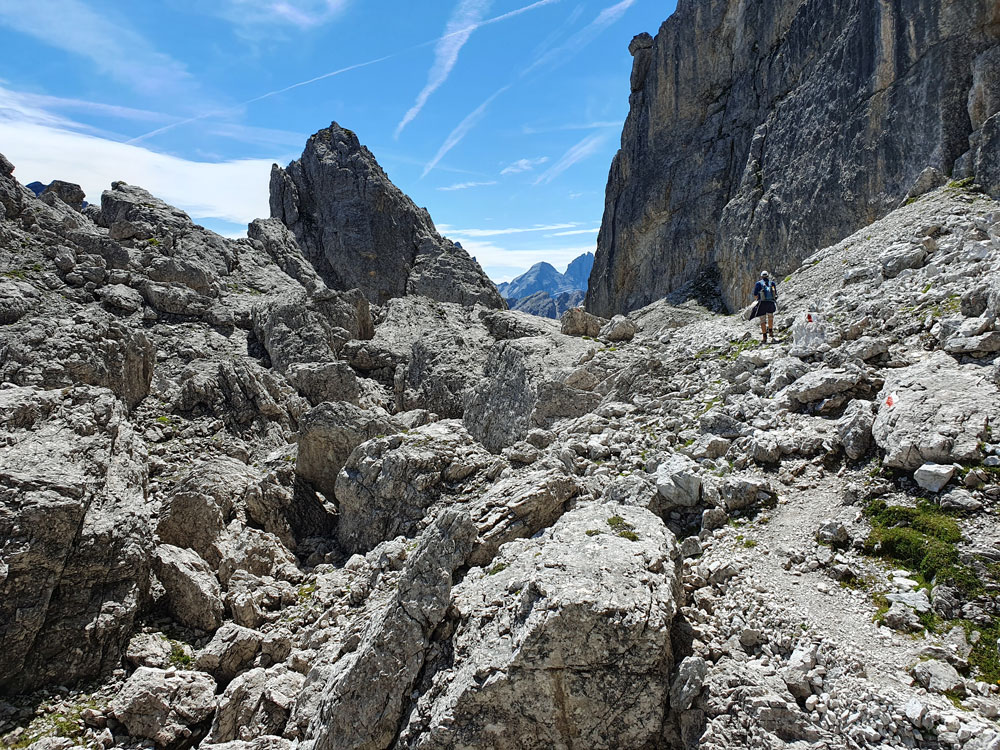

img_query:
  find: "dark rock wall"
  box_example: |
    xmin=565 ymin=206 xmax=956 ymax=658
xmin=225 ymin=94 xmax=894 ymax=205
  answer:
xmin=270 ymin=123 xmax=504 ymax=309
xmin=587 ymin=0 xmax=1000 ymax=315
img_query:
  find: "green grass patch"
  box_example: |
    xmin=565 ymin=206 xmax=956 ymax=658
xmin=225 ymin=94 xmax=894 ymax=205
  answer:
xmin=168 ymin=641 xmax=192 ymax=668
xmin=488 ymin=563 xmax=508 ymax=575
xmin=862 ymin=498 xmax=981 ymax=597
xmin=948 ymin=177 xmax=975 ymax=189
xmin=585 ymin=529 xmax=602 ymax=537
xmin=297 ymin=583 xmax=317 ymax=601
xmin=607 ymin=515 xmax=639 ymax=542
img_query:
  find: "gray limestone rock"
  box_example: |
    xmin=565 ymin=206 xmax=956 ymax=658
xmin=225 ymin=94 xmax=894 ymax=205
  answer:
xmin=463 ymin=335 xmax=602 ymax=452
xmin=588 ymin=0 xmax=1000 ymax=315
xmin=304 ymin=511 xmax=477 ymax=750
xmin=396 ymin=503 xmax=681 ymax=750
xmin=109 ymin=667 xmax=217 ymax=746
xmin=170 ymin=358 xmax=306 ymax=430
xmin=654 ymin=453 xmax=703 ymax=512
xmin=0 ymin=151 xmax=24 ymax=218
xmin=671 ymin=655 xmax=709 ymax=711
xmin=873 ymin=353 xmax=997 ymax=469
xmin=335 ymin=420 xmax=494 ymax=554
xmin=247 ymin=218 xmax=325 ymax=294
xmin=0 ymin=386 xmax=150 ymax=694
xmin=153 ymin=544 xmax=224 ymax=632
xmin=914 ymin=463 xmax=956 ymax=493
xmin=97 ymin=181 xmax=236 ymax=276
xmin=0 ymin=308 xmax=154 ymax=409
xmin=599 ymin=314 xmax=638 ymax=342
xmin=207 ymin=665 xmax=303 ymax=744
xmin=100 ymin=283 xmax=144 ymax=314
xmin=250 ymin=289 xmax=373 ymax=374
xmin=836 ymin=399 xmax=875 ymax=461
xmin=779 ymin=365 xmax=864 ymax=407
xmin=561 ymin=306 xmax=606 ymax=337
xmin=295 ymin=400 xmax=399 ymax=499
xmin=269 ymin=123 xmax=502 ymax=308
xmin=0 ymin=279 xmax=41 ymax=324
xmin=196 ymin=623 xmax=263 ymax=683
xmin=912 ymin=659 xmax=965 ymax=695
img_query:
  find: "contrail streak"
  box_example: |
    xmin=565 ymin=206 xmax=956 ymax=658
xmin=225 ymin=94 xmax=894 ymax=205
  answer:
xmin=126 ymin=0 xmax=559 ymax=145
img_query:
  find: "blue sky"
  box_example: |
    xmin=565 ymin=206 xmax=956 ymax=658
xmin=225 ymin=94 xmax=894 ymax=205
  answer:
xmin=0 ymin=0 xmax=673 ymax=282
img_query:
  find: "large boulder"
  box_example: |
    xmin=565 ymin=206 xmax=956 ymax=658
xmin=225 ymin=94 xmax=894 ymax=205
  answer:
xmin=335 ymin=420 xmax=495 ymax=554
xmin=170 ymin=358 xmax=306 ymax=430
xmin=873 ymin=353 xmax=997 ymax=469
xmin=0 ymin=386 xmax=150 ymax=693
xmin=269 ymin=122 xmax=503 ymax=308
xmin=463 ymin=335 xmax=602 ymax=452
xmin=250 ymin=289 xmax=373 ymax=374
xmin=396 ymin=503 xmax=682 ymax=749
xmin=153 ymin=544 xmax=224 ymax=633
xmin=109 ymin=667 xmax=217 ymax=746
xmin=303 ymin=511 xmax=477 ymax=750
xmin=295 ymin=401 xmax=399 ymax=499
xmin=207 ymin=665 xmax=304 ymax=744
xmin=0 ymin=308 xmax=154 ymax=408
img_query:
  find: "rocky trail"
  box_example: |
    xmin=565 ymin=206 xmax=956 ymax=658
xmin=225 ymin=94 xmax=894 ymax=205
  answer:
xmin=2 ymin=38 xmax=1000 ymax=749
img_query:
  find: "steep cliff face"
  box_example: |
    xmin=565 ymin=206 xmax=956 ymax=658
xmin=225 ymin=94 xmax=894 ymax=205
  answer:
xmin=588 ymin=0 xmax=1000 ymax=315
xmin=270 ymin=123 xmax=505 ymax=309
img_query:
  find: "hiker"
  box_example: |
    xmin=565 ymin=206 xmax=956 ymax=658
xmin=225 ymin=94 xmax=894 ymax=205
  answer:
xmin=752 ymin=271 xmax=778 ymax=342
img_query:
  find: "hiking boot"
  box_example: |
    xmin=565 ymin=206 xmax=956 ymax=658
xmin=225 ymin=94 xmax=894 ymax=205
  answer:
xmin=768 ymin=328 xmax=775 ymax=342
xmin=761 ymin=332 xmax=768 ymax=344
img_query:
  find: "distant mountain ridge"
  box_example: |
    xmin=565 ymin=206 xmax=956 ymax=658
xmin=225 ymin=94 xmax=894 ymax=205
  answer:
xmin=497 ymin=252 xmax=594 ymax=300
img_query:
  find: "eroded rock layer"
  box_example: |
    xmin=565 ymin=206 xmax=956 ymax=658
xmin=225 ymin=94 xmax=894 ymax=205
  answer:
xmin=269 ymin=123 xmax=504 ymax=309
xmin=588 ymin=0 xmax=1000 ymax=315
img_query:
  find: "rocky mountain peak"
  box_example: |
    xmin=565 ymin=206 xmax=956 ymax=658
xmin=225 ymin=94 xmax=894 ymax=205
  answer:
xmin=588 ymin=0 xmax=1000 ymax=316
xmin=270 ymin=121 xmax=504 ymax=309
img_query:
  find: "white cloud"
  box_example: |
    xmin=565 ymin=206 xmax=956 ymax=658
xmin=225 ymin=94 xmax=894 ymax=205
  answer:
xmin=500 ymin=157 xmax=549 ymax=175
xmin=437 ymin=180 xmax=497 ymax=191
xmin=523 ymin=0 xmax=636 ymax=76
xmin=457 ymin=239 xmax=597 ymax=275
xmin=422 ymin=85 xmax=510 ymax=177
xmin=445 ymin=223 xmax=578 ymax=238
xmin=189 ymin=0 xmax=351 ymax=29
xmin=424 ymin=0 xmax=630 ymax=179
xmin=0 ymin=121 xmax=272 ymax=224
xmin=396 ymin=0 xmax=493 ymax=138
xmin=533 ymin=132 xmax=609 ymax=185
xmin=545 ymin=227 xmax=599 ymax=236
xmin=521 ymin=121 xmax=620 ymax=134
xmin=0 ymin=0 xmax=196 ymax=99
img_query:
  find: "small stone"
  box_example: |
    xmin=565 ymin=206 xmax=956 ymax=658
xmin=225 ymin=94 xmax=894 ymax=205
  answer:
xmin=914 ymin=463 xmax=956 ymax=493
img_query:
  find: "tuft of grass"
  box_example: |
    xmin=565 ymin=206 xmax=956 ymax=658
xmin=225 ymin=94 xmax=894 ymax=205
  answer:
xmin=607 ymin=515 xmax=639 ymax=542
xmin=297 ymin=583 xmax=317 ymax=601
xmin=948 ymin=177 xmax=975 ymax=189
xmin=862 ymin=498 xmax=981 ymax=597
xmin=488 ymin=563 xmax=508 ymax=575
xmin=585 ymin=529 xmax=602 ymax=537
xmin=168 ymin=641 xmax=192 ymax=668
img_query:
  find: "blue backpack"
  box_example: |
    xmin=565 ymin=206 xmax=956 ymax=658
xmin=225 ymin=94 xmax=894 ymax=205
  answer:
xmin=759 ymin=280 xmax=776 ymax=303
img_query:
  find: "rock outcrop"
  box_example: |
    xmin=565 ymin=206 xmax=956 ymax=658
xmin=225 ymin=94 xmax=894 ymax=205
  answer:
xmin=0 ymin=386 xmax=150 ymax=693
xmin=4 ymin=98 xmax=1000 ymax=750
xmin=588 ymin=0 xmax=1000 ymax=315
xmin=269 ymin=123 xmax=504 ymax=309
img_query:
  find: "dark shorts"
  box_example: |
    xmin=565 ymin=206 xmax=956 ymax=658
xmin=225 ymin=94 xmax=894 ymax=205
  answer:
xmin=752 ymin=300 xmax=777 ymax=318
